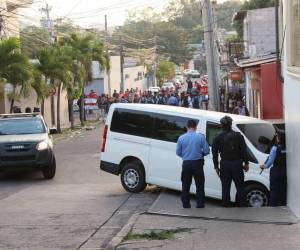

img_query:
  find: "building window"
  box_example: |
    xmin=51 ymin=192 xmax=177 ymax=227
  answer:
xmin=290 ymin=0 xmax=300 ymax=70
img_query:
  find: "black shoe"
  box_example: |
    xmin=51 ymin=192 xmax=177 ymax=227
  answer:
xmin=183 ymin=204 xmax=191 ymax=209
xmin=196 ymin=205 xmax=205 ymax=208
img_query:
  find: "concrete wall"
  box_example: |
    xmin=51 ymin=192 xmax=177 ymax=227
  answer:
xmin=283 ymin=0 xmax=300 ymax=218
xmin=104 ymin=56 xmax=147 ymax=94
xmin=245 ymin=7 xmax=276 ymax=57
xmin=2 ymin=86 xmax=70 ymax=128
xmin=85 ymin=79 xmax=104 ymax=96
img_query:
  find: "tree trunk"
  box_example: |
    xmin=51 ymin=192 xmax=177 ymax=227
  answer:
xmin=68 ymin=99 xmax=75 ymax=130
xmin=41 ymin=100 xmax=45 ymax=116
xmin=51 ymin=95 xmax=55 ymax=126
xmin=56 ymin=83 xmax=62 ymax=133
xmin=10 ymin=99 xmax=15 ymax=113
xmin=80 ymin=88 xmax=85 ymax=127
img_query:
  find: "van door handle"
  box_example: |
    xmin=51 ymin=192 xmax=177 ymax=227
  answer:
xmin=113 ymin=137 xmax=151 ymax=145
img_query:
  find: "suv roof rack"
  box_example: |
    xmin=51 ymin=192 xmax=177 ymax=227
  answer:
xmin=0 ymin=113 xmax=41 ymax=119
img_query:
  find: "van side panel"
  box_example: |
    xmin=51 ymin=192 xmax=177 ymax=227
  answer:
xmin=100 ymin=106 xmax=151 ymax=174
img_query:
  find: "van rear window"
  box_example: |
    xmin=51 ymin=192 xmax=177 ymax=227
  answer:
xmin=110 ymin=108 xmax=153 ymax=138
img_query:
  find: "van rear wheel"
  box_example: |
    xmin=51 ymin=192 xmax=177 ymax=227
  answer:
xmin=121 ymin=162 xmax=146 ymax=193
xmin=245 ymin=183 xmax=269 ymax=207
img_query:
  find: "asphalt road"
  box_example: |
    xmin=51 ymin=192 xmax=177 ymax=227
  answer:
xmin=0 ymin=124 xmax=158 ymax=250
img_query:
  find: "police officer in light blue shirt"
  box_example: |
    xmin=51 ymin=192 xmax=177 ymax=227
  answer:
xmin=176 ymin=120 xmax=210 ymax=208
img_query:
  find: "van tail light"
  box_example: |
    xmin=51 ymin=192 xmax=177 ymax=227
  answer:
xmin=101 ymin=125 xmax=108 ymax=153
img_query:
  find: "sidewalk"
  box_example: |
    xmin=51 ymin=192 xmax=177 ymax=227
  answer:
xmin=117 ymin=190 xmax=300 ymax=250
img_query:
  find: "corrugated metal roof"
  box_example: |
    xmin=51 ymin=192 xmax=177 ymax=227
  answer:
xmin=235 ymin=55 xmax=277 ymax=68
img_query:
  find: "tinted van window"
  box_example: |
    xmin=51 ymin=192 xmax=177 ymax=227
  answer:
xmin=207 ymin=122 xmax=258 ymax=163
xmin=206 ymin=122 xmax=222 ymax=146
xmin=237 ymin=123 xmax=276 ymax=154
xmin=153 ymin=115 xmax=198 ymax=143
xmin=110 ymin=108 xmax=153 ymax=138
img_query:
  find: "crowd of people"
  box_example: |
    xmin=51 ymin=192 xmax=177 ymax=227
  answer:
xmin=97 ymin=88 xmax=208 ymax=108
xmin=95 ymin=85 xmax=249 ymax=118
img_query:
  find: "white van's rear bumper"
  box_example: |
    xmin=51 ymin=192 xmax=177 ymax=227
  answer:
xmin=100 ymin=160 xmax=120 ymax=175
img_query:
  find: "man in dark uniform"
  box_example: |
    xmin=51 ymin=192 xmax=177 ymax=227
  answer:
xmin=212 ymin=116 xmax=249 ymax=207
xmin=176 ymin=120 xmax=210 ymax=208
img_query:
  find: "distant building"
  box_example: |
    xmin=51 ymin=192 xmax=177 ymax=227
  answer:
xmin=0 ymin=0 xmax=33 ymax=38
xmin=233 ymin=7 xmax=276 ymax=58
xmin=85 ymin=57 xmax=147 ymax=95
xmin=233 ymin=7 xmax=283 ymax=120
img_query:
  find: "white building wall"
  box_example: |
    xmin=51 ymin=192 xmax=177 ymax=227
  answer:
xmin=283 ymin=0 xmax=300 ymax=218
xmin=104 ymin=56 xmax=147 ymax=94
xmin=4 ymin=86 xmax=70 ymax=128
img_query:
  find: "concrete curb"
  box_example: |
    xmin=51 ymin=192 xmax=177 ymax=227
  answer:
xmin=105 ymin=213 xmax=140 ymax=250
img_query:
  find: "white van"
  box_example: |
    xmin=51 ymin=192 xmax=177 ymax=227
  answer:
xmin=100 ymin=103 xmax=276 ymax=207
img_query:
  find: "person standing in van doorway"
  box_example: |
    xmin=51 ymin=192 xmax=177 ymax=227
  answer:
xmin=212 ymin=116 xmax=249 ymax=207
xmin=176 ymin=120 xmax=210 ymax=208
xmin=260 ymin=131 xmax=287 ymax=206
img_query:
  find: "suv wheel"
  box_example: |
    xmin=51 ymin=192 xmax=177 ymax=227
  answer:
xmin=245 ymin=183 xmax=269 ymax=207
xmin=43 ymin=157 xmax=56 ymax=179
xmin=121 ymin=162 xmax=146 ymax=193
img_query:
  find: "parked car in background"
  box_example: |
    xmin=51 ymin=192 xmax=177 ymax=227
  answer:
xmin=183 ymin=69 xmax=192 ymax=76
xmin=148 ymin=86 xmax=161 ymax=93
xmin=190 ymin=70 xmax=201 ymax=78
xmin=0 ymin=114 xmax=57 ymax=179
xmin=161 ymin=82 xmax=175 ymax=91
xmin=73 ymin=100 xmax=80 ymax=112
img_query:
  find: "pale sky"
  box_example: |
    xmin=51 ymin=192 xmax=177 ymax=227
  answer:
xmin=21 ymin=0 xmax=230 ymax=28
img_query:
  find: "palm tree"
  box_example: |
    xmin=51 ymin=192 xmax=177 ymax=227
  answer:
xmin=0 ymin=38 xmax=32 ymax=113
xmin=61 ymin=33 xmax=109 ymax=126
xmin=37 ymin=46 xmax=70 ymax=132
xmin=31 ymin=67 xmax=48 ymax=115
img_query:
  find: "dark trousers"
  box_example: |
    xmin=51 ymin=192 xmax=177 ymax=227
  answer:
xmin=270 ymin=166 xmax=287 ymax=206
xmin=181 ymin=160 xmax=205 ymax=208
xmin=220 ymin=159 xmax=245 ymax=207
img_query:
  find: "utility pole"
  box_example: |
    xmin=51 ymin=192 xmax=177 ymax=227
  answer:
xmin=41 ymin=3 xmax=55 ymax=43
xmin=202 ymin=0 xmax=220 ymax=111
xmin=105 ymin=15 xmax=112 ymax=96
xmin=153 ymin=36 xmax=158 ymax=87
xmin=119 ymin=35 xmax=124 ymax=93
xmin=41 ymin=3 xmax=56 ymax=125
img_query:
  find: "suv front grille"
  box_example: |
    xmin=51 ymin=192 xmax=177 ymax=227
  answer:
xmin=4 ymin=144 xmax=33 ymax=152
xmin=0 ymin=155 xmax=36 ymax=161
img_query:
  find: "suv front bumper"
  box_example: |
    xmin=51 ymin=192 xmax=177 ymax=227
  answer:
xmin=0 ymin=148 xmax=54 ymax=171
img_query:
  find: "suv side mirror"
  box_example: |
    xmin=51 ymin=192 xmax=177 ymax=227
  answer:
xmin=49 ymin=128 xmax=58 ymax=135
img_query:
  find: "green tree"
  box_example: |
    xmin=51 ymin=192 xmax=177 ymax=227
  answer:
xmin=242 ymin=0 xmax=275 ymax=10
xmin=30 ymin=67 xmax=48 ymax=114
xmin=60 ymin=33 xmax=109 ymax=126
xmin=20 ymin=26 xmax=52 ymax=59
xmin=0 ymin=38 xmax=32 ymax=113
xmin=217 ymin=0 xmax=243 ymax=31
xmin=115 ymin=20 xmax=192 ymax=65
xmin=156 ymin=60 xmax=176 ymax=85
xmin=37 ymin=46 xmax=72 ymax=132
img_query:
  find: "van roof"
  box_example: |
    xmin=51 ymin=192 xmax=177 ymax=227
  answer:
xmin=111 ymin=103 xmax=269 ymax=124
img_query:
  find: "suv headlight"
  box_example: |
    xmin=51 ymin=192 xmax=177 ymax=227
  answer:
xmin=36 ymin=140 xmax=48 ymax=151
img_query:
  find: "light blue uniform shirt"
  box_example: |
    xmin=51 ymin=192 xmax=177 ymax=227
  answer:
xmin=263 ymin=146 xmax=278 ymax=169
xmin=176 ymin=131 xmax=210 ymax=161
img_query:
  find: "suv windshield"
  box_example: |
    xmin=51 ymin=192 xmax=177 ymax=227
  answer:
xmin=237 ymin=123 xmax=276 ymax=154
xmin=0 ymin=118 xmax=46 ymax=135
